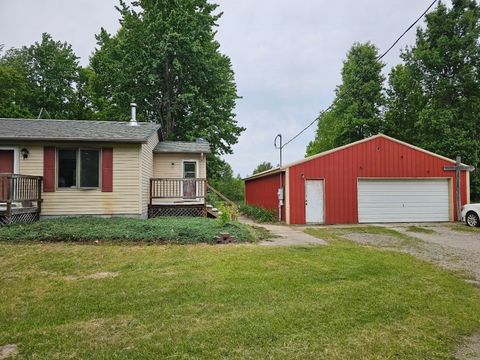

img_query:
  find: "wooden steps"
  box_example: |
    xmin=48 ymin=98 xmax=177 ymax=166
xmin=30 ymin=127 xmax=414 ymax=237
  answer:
xmin=206 ymin=204 xmax=220 ymax=218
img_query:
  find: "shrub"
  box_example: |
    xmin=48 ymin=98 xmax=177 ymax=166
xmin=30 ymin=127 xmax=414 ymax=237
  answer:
xmin=239 ymin=204 xmax=278 ymax=223
xmin=217 ymin=203 xmax=240 ymax=226
xmin=0 ymin=217 xmax=260 ymax=244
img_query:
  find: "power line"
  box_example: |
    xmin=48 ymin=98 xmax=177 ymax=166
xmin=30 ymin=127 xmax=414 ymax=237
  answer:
xmin=281 ymin=0 xmax=439 ymax=149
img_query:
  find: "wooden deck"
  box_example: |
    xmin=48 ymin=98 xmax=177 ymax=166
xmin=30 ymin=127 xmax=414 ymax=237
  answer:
xmin=149 ymin=178 xmax=207 ymax=218
xmin=0 ymin=174 xmax=43 ymax=226
xmin=148 ymin=178 xmax=237 ymax=219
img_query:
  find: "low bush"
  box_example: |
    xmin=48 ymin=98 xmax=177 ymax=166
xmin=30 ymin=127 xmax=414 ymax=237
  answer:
xmin=239 ymin=204 xmax=277 ymax=223
xmin=0 ymin=217 xmax=261 ymax=244
xmin=217 ymin=203 xmax=239 ymax=226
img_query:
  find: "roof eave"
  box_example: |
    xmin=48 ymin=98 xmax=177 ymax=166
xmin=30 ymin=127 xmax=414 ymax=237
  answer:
xmin=243 ymin=167 xmax=284 ymax=181
xmin=0 ymin=137 xmax=149 ymax=144
xmin=153 ymin=150 xmax=212 ymax=154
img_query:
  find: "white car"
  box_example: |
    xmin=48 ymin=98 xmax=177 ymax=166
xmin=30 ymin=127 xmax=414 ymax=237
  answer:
xmin=462 ymin=204 xmax=480 ymax=227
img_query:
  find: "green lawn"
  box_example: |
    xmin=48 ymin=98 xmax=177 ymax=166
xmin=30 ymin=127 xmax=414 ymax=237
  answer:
xmin=1 ymin=242 xmax=479 ymax=359
xmin=0 ymin=217 xmax=266 ymax=243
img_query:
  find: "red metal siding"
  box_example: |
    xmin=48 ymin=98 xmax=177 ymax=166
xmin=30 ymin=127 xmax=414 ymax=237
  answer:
xmin=245 ymin=172 xmax=285 ymax=221
xmin=287 ymin=136 xmax=468 ymax=224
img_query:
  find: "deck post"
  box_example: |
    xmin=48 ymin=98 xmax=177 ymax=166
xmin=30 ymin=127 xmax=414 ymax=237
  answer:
xmin=149 ymin=178 xmax=153 ymax=205
xmin=6 ymin=176 xmax=11 ymax=218
xmin=37 ymin=177 xmax=42 ymax=213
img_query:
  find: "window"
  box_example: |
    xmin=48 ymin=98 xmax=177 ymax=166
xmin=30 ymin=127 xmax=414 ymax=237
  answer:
xmin=58 ymin=150 xmax=77 ymax=188
xmin=57 ymin=149 xmax=100 ymax=189
xmin=80 ymin=150 xmax=100 ymax=187
xmin=183 ymin=161 xmax=197 ymax=178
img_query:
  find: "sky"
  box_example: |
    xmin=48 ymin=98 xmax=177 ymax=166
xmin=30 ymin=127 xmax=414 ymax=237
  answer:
xmin=0 ymin=0 xmax=447 ymax=177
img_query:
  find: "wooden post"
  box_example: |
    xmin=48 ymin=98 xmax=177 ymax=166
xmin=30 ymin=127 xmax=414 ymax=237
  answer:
xmin=149 ymin=178 xmax=153 ymax=205
xmin=455 ymin=156 xmax=461 ymax=223
xmin=37 ymin=177 xmax=42 ymax=213
xmin=444 ymin=157 xmax=475 ymax=222
xmin=6 ymin=176 xmax=11 ymax=218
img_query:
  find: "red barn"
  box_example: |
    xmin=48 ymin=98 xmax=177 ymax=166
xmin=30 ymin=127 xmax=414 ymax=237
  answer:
xmin=244 ymin=134 xmax=473 ymax=225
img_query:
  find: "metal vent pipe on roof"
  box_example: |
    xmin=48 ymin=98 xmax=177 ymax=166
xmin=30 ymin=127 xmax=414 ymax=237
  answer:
xmin=130 ymin=103 xmax=138 ymax=126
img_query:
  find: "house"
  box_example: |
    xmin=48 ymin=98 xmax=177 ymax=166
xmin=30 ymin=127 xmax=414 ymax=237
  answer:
xmin=0 ymin=110 xmax=213 ymax=225
xmin=244 ymin=134 xmax=474 ymax=225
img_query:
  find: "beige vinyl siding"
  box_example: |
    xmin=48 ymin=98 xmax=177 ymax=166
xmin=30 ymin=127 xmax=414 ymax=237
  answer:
xmin=139 ymin=133 xmax=159 ymax=217
xmin=18 ymin=143 xmax=142 ymax=216
xmin=153 ymin=153 xmax=207 ymax=178
xmin=152 ymin=153 xmax=207 ymax=204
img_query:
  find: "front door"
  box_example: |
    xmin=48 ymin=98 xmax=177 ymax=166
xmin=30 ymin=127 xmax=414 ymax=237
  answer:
xmin=305 ymin=179 xmax=324 ymax=224
xmin=0 ymin=150 xmax=15 ymax=201
xmin=183 ymin=161 xmax=197 ymax=198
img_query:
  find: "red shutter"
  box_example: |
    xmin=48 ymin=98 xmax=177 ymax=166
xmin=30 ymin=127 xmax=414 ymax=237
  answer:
xmin=102 ymin=148 xmax=113 ymax=192
xmin=43 ymin=147 xmax=56 ymax=192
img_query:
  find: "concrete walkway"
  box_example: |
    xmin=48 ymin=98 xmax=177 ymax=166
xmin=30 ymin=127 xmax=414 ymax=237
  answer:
xmin=240 ymin=217 xmax=327 ymax=246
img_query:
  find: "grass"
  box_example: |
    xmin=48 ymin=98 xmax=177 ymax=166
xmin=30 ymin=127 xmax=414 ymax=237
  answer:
xmin=1 ymin=242 xmax=480 ymax=359
xmin=406 ymin=225 xmax=436 ymax=234
xmin=239 ymin=204 xmax=277 ymax=223
xmin=450 ymin=223 xmax=480 ymax=233
xmin=0 ymin=217 xmax=265 ymax=244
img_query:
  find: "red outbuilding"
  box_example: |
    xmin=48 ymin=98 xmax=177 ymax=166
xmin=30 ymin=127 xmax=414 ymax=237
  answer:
xmin=244 ymin=134 xmax=473 ymax=225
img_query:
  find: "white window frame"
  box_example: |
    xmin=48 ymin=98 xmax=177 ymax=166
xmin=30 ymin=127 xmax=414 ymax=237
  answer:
xmin=56 ymin=148 xmax=101 ymax=190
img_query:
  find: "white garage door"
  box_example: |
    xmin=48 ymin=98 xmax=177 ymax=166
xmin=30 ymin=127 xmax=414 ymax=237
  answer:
xmin=358 ymin=179 xmax=450 ymax=223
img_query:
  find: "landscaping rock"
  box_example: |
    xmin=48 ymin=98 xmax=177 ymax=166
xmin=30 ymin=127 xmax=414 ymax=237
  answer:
xmin=0 ymin=344 xmax=18 ymax=359
xmin=215 ymin=232 xmax=237 ymax=244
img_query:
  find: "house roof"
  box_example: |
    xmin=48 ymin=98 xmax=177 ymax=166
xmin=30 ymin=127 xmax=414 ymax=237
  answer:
xmin=0 ymin=118 xmax=161 ymax=143
xmin=153 ymin=140 xmax=211 ymax=154
xmin=244 ymin=134 xmax=466 ymax=181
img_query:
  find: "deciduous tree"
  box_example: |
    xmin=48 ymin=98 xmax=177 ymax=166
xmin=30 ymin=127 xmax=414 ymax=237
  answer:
xmin=253 ymin=162 xmax=273 ymax=175
xmin=90 ymin=0 xmax=244 ymax=156
xmin=307 ymin=42 xmax=385 ymax=156
xmin=384 ymin=0 xmax=480 ymax=199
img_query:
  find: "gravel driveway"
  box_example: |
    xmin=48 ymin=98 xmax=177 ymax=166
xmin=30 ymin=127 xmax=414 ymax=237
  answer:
xmin=343 ymin=224 xmax=480 ymax=283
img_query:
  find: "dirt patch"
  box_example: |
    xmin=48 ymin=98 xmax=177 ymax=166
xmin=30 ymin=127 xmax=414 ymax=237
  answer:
xmin=456 ymin=332 xmax=480 ymax=360
xmin=343 ymin=233 xmax=407 ymax=248
xmin=0 ymin=344 xmax=18 ymax=359
xmin=85 ymin=272 xmax=118 ymax=279
xmin=65 ymin=272 xmax=119 ymax=281
xmin=53 ymin=317 xmax=137 ymax=347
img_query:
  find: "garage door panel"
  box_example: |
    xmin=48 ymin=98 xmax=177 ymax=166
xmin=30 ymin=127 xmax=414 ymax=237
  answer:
xmin=358 ymin=179 xmax=450 ymax=223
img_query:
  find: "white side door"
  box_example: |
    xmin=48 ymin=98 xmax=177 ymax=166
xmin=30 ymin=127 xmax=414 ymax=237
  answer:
xmin=305 ymin=180 xmax=324 ymax=224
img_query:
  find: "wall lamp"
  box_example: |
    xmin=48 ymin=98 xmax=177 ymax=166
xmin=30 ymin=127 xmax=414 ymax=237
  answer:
xmin=21 ymin=148 xmax=29 ymax=160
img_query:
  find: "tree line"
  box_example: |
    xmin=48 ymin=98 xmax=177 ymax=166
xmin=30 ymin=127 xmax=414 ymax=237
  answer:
xmin=0 ymin=0 xmax=243 ymax=185
xmin=307 ymin=0 xmax=480 ymax=200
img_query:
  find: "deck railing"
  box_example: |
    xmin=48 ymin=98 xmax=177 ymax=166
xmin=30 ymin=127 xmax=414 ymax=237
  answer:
xmin=0 ymin=174 xmax=43 ymax=212
xmin=150 ymin=178 xmax=207 ymax=204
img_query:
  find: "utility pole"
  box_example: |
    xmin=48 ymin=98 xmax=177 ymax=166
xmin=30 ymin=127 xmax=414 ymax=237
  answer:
xmin=274 ymin=134 xmax=283 ymax=221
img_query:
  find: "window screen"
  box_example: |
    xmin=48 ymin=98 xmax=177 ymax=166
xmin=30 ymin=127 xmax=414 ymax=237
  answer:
xmin=58 ymin=149 xmax=77 ymax=188
xmin=80 ymin=149 xmax=100 ymax=188
xmin=183 ymin=162 xmax=197 ymax=178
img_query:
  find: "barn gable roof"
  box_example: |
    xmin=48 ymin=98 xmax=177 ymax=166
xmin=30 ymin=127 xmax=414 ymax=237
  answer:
xmin=244 ymin=134 xmax=463 ymax=181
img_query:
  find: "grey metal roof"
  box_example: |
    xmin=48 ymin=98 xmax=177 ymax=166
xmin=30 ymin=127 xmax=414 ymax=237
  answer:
xmin=0 ymin=118 xmax=161 ymax=143
xmin=153 ymin=140 xmax=211 ymax=154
